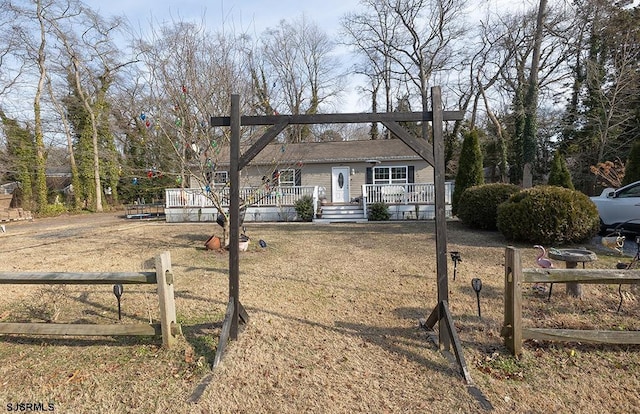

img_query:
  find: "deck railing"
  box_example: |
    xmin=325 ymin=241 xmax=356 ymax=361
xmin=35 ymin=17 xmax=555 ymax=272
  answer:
xmin=165 ymin=186 xmax=317 ymax=209
xmin=362 ymin=182 xmax=453 ymax=206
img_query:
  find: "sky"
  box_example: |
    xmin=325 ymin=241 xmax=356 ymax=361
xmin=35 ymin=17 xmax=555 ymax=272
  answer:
xmin=83 ymin=0 xmax=369 ymax=111
xmin=80 ymin=0 xmax=517 ymax=112
xmin=83 ymin=0 xmax=361 ymax=40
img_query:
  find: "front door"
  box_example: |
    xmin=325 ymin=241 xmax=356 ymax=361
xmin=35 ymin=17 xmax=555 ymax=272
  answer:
xmin=331 ymin=167 xmax=350 ymax=203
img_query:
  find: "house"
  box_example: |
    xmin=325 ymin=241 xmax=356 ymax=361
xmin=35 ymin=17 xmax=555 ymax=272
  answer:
xmin=164 ymin=139 xmax=453 ymax=223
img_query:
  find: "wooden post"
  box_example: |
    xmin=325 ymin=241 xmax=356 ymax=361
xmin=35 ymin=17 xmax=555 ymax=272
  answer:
xmin=431 ymin=86 xmax=450 ymax=351
xmin=503 ymin=247 xmax=522 ymax=356
xmin=156 ymin=251 xmax=177 ymax=348
xmin=229 ymin=94 xmax=241 ymax=340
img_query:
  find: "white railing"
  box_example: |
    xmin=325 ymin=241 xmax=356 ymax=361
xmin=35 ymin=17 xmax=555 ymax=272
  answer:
xmin=165 ymin=186 xmax=317 ymax=209
xmin=362 ymin=182 xmax=454 ymax=208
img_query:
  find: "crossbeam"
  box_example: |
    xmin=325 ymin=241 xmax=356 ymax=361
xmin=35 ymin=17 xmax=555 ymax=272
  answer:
xmin=0 ymin=272 xmax=157 ymax=285
xmin=211 ymin=110 xmax=464 ymax=127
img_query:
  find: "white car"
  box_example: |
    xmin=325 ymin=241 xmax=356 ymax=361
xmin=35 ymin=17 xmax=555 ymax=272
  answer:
xmin=590 ymin=180 xmax=640 ymax=234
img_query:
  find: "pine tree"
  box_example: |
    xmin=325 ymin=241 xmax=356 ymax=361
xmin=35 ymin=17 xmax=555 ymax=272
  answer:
xmin=622 ymin=140 xmax=640 ymax=186
xmin=548 ymin=150 xmax=574 ymax=190
xmin=452 ymin=129 xmax=484 ymax=216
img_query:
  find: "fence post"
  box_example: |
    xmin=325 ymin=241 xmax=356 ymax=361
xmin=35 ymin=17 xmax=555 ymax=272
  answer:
xmin=156 ymin=251 xmax=177 ymax=348
xmin=503 ymin=246 xmax=523 ymax=356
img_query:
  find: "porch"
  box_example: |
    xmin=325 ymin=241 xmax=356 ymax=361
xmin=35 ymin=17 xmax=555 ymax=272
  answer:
xmin=163 ymin=182 xmax=453 ymax=223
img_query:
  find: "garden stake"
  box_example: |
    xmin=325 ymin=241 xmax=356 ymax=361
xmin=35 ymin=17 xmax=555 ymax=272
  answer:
xmin=450 ymin=251 xmax=461 ymax=280
xmin=113 ymin=284 xmax=123 ymax=320
xmin=472 ymin=278 xmax=482 ymax=318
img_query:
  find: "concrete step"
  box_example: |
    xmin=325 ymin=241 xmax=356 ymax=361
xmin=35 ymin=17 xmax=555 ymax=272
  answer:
xmin=315 ymin=204 xmax=367 ymax=223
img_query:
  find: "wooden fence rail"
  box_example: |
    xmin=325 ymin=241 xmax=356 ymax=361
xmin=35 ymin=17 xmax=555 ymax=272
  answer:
xmin=0 ymin=251 xmax=180 ymax=348
xmin=502 ymin=246 xmax=640 ymax=356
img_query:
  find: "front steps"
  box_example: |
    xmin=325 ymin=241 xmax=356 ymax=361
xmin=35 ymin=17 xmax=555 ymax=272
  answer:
xmin=313 ymin=203 xmax=367 ymax=224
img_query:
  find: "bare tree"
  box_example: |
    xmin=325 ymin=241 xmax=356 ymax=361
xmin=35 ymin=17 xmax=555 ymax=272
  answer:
xmin=258 ymin=15 xmax=343 ymax=142
xmin=48 ymin=5 xmax=129 ymax=212
xmin=342 ymin=1 xmax=398 ymax=138
xmin=137 ymin=18 xmax=257 ymax=242
xmin=341 ymin=0 xmax=467 ymax=144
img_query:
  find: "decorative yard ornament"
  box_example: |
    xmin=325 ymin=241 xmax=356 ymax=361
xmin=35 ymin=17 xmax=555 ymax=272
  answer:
xmin=450 ymin=251 xmax=462 ymax=280
xmin=602 ymin=233 xmax=625 ymax=255
xmin=471 ymin=278 xmax=482 ymax=318
xmin=533 ymin=245 xmax=554 ymax=296
xmin=113 ymin=284 xmax=123 ymax=320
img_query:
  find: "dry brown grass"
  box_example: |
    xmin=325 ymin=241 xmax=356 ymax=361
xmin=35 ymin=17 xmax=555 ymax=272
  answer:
xmin=0 ymin=213 xmax=639 ymax=413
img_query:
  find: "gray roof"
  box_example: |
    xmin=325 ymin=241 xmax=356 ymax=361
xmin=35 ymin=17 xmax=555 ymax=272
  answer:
xmin=240 ymin=139 xmax=424 ymax=166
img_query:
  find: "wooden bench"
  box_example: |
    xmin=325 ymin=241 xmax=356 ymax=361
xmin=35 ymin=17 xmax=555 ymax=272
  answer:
xmin=0 ymin=251 xmax=180 ymax=348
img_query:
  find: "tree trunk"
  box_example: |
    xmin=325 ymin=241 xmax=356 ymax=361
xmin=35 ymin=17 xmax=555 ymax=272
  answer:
xmin=33 ymin=0 xmax=48 ymax=212
xmin=522 ymin=0 xmax=548 ymax=180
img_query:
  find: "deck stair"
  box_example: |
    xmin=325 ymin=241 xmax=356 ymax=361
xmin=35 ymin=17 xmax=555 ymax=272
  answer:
xmin=313 ymin=203 xmax=367 ymax=224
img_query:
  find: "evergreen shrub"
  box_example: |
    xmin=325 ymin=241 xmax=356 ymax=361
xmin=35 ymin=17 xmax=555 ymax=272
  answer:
xmin=458 ymin=183 xmax=521 ymax=230
xmin=294 ymin=195 xmax=314 ymax=222
xmin=548 ymin=151 xmax=574 ymax=189
xmin=496 ymin=185 xmax=599 ymax=245
xmin=452 ymin=129 xmax=484 ymax=216
xmin=622 ymin=140 xmax=640 ymax=186
xmin=368 ymin=202 xmax=390 ymax=221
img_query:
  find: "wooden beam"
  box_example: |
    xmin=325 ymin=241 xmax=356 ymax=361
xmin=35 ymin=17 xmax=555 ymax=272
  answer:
xmin=523 ymin=328 xmax=640 ymax=344
xmin=0 ymin=272 xmax=157 ymax=285
xmin=238 ymin=120 xmax=289 ymax=170
xmin=432 ymin=86 xmax=450 ymax=351
xmin=213 ymin=298 xmax=235 ymax=368
xmin=211 ymin=110 xmax=464 ymax=127
xmin=523 ymin=268 xmax=640 ymax=284
xmin=0 ymin=322 xmax=159 ymax=336
xmin=440 ymin=301 xmax=473 ymax=384
xmin=381 ymin=121 xmax=435 ymax=166
xmin=229 ymin=94 xmax=241 ymax=341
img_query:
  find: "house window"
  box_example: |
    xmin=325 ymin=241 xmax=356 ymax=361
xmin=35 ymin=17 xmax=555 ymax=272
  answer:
xmin=373 ymin=166 xmax=408 ymax=184
xmin=214 ymin=171 xmax=228 ymax=184
xmin=278 ymin=169 xmax=295 ymax=187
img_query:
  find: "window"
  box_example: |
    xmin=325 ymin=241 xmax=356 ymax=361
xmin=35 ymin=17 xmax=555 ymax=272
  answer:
xmin=373 ymin=166 xmax=408 ymax=184
xmin=214 ymin=171 xmax=228 ymax=184
xmin=278 ymin=169 xmax=295 ymax=187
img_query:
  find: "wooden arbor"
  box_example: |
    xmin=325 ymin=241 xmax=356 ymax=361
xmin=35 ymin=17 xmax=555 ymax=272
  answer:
xmin=210 ymin=86 xmax=469 ymax=379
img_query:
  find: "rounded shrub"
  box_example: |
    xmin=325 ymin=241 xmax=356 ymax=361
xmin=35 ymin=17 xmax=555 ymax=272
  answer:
xmin=496 ymin=185 xmax=599 ymax=245
xmin=457 ymin=183 xmax=521 ymax=230
xmin=368 ymin=202 xmax=390 ymax=221
xmin=294 ymin=195 xmax=314 ymax=222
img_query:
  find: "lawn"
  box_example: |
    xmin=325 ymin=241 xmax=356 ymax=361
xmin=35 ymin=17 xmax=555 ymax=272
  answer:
xmin=0 ymin=213 xmax=638 ymax=413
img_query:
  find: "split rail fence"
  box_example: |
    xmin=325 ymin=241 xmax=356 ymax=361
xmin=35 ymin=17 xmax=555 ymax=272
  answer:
xmin=502 ymin=246 xmax=640 ymax=356
xmin=0 ymin=251 xmax=180 ymax=348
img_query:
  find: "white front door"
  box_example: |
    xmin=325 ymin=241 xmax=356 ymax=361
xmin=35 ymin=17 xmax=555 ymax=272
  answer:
xmin=331 ymin=167 xmax=350 ymax=203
